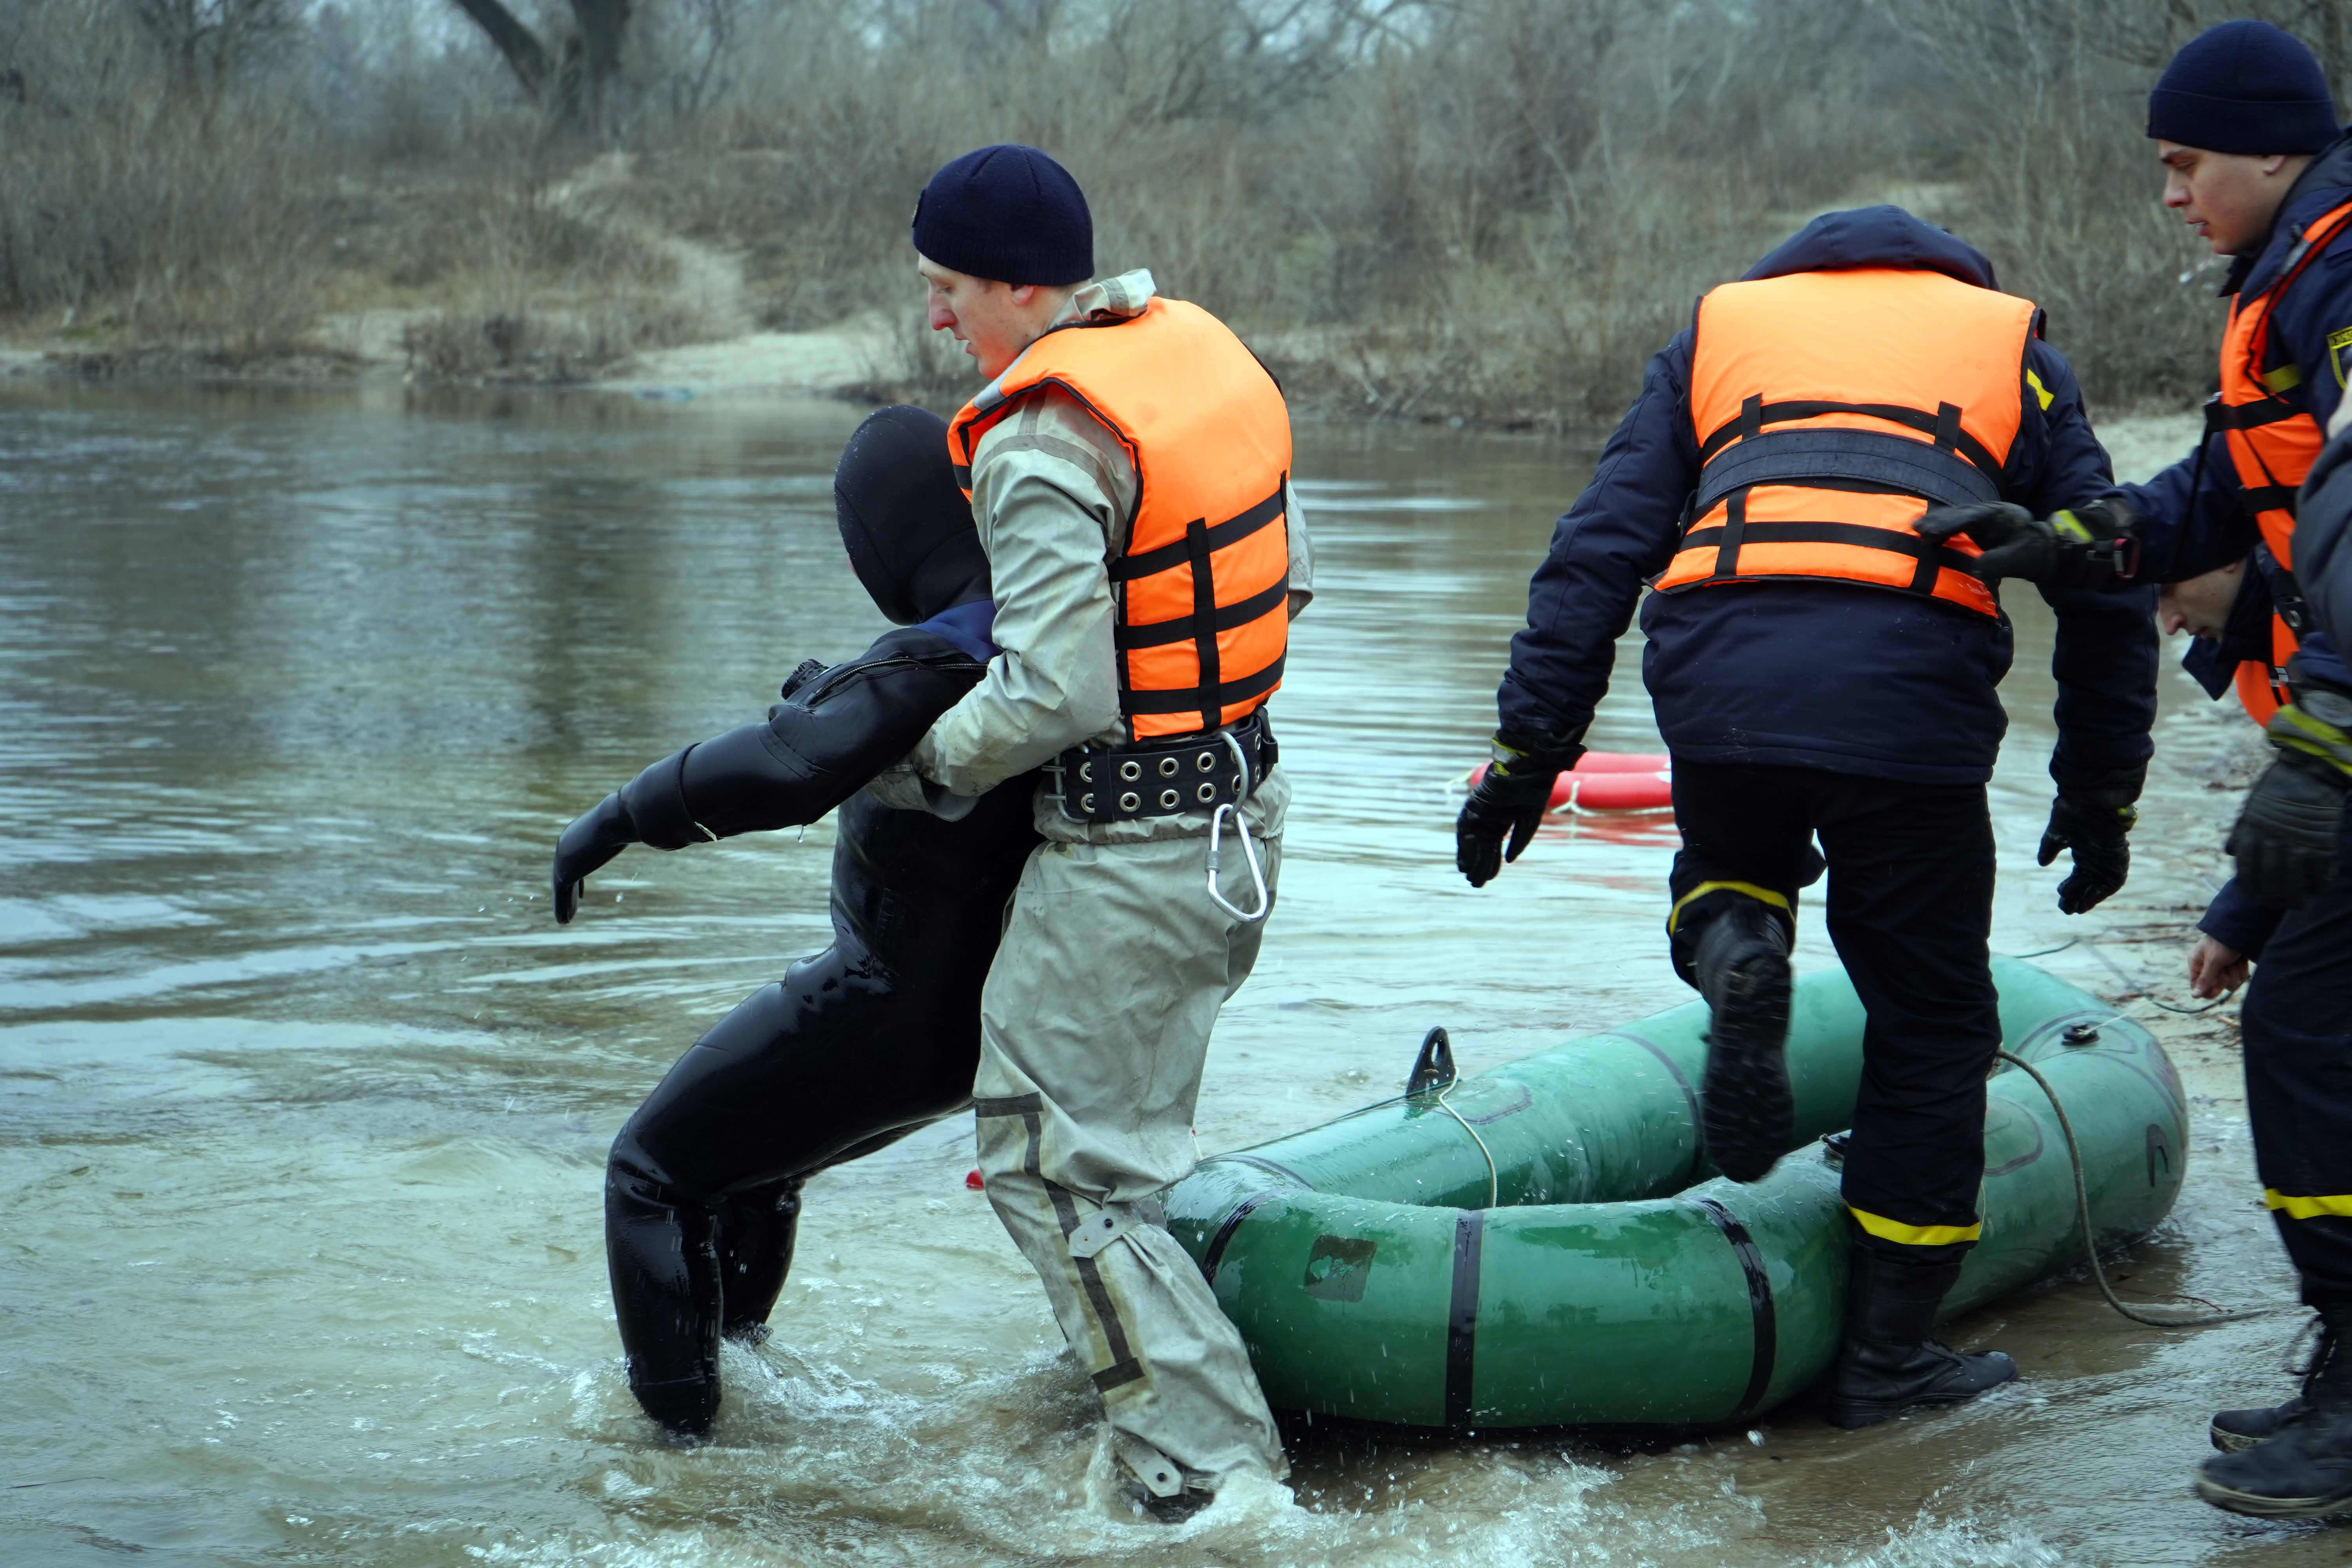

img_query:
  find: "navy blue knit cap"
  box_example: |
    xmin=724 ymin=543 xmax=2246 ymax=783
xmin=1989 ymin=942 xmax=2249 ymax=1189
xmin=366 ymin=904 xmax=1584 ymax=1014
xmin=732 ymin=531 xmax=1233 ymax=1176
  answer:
xmin=2147 ymin=20 xmax=2339 ymax=154
xmin=910 ymin=145 xmax=1093 ymax=286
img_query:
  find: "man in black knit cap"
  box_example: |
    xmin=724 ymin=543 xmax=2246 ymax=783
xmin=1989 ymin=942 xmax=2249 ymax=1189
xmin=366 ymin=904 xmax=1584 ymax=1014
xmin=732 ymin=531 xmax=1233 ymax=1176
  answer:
xmin=895 ymin=144 xmax=1313 ymax=1517
xmin=1920 ymin=16 xmax=2352 ymax=1518
xmin=2109 ymin=19 xmax=2352 ymax=1521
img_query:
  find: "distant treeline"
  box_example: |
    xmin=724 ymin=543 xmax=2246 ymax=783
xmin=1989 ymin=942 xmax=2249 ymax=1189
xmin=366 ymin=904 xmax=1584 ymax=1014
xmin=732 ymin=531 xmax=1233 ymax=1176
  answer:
xmin=6 ymin=0 xmax=2352 ymax=424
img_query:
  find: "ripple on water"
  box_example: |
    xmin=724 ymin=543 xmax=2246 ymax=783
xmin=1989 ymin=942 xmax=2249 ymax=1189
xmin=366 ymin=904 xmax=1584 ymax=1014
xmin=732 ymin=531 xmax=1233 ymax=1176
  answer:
xmin=0 ymin=386 xmax=2313 ymax=1567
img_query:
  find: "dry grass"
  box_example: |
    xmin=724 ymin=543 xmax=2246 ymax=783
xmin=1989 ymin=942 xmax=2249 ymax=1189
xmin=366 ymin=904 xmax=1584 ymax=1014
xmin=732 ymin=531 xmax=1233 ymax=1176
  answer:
xmin=0 ymin=0 xmax=2238 ymax=415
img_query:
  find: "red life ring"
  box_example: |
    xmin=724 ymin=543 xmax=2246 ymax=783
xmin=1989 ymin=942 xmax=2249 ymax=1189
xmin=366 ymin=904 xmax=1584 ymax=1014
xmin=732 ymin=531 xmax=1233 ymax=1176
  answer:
xmin=1466 ymin=752 xmax=1674 ymax=813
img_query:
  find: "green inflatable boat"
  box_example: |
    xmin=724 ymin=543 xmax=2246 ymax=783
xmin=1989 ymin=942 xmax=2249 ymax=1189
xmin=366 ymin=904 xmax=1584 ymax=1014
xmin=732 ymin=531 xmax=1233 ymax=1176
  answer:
xmin=1167 ymin=959 xmax=2185 ymax=1429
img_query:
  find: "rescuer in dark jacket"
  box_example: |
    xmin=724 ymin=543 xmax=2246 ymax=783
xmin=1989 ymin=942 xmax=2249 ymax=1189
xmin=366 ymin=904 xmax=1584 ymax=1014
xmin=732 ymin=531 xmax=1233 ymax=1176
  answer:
xmin=2008 ymin=20 xmax=2352 ymax=1520
xmin=1455 ymin=205 xmax=2158 ymax=1431
xmin=550 ymin=405 xmax=1040 ymax=1437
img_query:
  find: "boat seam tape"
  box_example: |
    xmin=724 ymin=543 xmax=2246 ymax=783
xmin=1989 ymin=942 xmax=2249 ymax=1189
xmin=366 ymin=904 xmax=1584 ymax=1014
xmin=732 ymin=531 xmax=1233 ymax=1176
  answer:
xmin=1445 ymin=1210 xmax=1485 ymax=1429
xmin=1614 ymin=1031 xmax=1706 ymax=1179
xmin=1198 ymin=1188 xmax=1284 ymax=1287
xmin=1693 ymin=1196 xmax=1777 ymax=1420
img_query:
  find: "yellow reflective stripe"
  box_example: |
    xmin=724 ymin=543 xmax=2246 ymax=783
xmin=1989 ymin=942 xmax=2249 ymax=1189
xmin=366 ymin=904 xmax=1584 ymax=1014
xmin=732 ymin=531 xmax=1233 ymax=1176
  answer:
xmin=1848 ymin=1205 xmax=1982 ymax=1246
xmin=2025 ymin=368 xmax=2054 ymax=411
xmin=1667 ymin=879 xmax=1790 ymax=934
xmin=2264 ymin=1189 xmax=2352 ymax=1219
xmin=2263 ymin=362 xmax=2305 ymax=394
xmin=2051 ymin=510 xmax=2093 ymax=543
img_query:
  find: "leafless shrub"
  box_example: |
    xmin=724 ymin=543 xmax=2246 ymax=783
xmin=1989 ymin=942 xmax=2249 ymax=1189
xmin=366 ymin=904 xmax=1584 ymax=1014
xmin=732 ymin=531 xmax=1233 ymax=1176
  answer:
xmin=0 ymin=0 xmax=2313 ymax=412
xmin=402 ymin=295 xmax=708 ymax=380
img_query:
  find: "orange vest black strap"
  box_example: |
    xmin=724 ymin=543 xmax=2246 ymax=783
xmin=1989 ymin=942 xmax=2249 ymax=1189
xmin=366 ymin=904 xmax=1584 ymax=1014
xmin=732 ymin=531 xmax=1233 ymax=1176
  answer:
xmin=1108 ymin=483 xmax=1287 ymax=585
xmin=1111 ymin=478 xmax=1291 ymax=728
xmin=2202 ymin=393 xmax=2308 ymax=515
xmin=1695 ymin=394 xmax=2004 ymax=479
xmin=1691 ymin=426 xmax=2002 ymax=518
xmin=1677 ymin=501 xmax=1984 ymax=596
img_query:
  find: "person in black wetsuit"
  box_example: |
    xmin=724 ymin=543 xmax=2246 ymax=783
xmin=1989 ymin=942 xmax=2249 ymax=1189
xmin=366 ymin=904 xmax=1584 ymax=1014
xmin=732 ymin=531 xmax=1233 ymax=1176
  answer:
xmin=549 ymin=405 xmax=1039 ymax=1437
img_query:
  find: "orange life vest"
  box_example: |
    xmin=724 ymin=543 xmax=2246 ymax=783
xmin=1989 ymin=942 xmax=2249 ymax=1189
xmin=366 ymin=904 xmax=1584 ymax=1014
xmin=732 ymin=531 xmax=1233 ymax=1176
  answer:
xmin=2234 ymin=614 xmax=2297 ymax=726
xmin=2209 ymin=197 xmax=2352 ymax=721
xmin=2213 ymin=196 xmax=2352 ymax=574
xmin=1658 ymin=267 xmax=2040 ymax=618
xmin=949 ymin=297 xmax=1290 ymax=741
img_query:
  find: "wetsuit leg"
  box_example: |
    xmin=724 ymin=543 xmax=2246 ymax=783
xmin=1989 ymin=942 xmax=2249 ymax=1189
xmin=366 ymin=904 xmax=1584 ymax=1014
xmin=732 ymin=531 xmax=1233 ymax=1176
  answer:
xmin=708 ymin=1126 xmax=943 ymax=1342
xmin=603 ymin=961 xmax=978 ymax=1432
xmin=714 ymin=1182 xmax=802 ymax=1343
xmin=605 ymin=1165 xmax=726 ymax=1433
xmin=1812 ymin=777 xmax=1998 ymax=1267
xmin=2241 ymin=869 xmax=2352 ymax=1306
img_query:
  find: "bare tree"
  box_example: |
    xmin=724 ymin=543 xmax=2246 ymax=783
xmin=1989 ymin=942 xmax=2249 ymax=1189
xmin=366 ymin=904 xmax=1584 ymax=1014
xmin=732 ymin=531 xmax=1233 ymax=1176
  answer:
xmin=447 ymin=0 xmax=636 ymax=135
xmin=123 ymin=0 xmax=296 ymax=104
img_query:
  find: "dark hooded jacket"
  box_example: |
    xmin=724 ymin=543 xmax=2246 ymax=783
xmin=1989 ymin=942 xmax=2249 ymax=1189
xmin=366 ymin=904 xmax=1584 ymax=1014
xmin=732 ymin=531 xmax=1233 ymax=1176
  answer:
xmin=2115 ymin=133 xmax=2352 ymax=960
xmin=2301 ymin=427 xmax=2352 ymax=684
xmin=1495 ymin=206 xmax=2157 ymax=799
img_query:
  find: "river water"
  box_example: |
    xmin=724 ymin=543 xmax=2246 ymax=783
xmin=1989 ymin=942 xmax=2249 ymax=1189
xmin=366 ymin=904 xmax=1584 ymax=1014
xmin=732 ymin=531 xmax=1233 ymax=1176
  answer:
xmin=0 ymin=383 xmax=2327 ymax=1565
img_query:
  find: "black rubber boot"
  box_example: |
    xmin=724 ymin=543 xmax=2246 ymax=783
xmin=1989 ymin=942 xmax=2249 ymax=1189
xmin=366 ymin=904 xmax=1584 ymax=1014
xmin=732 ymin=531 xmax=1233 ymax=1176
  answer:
xmin=2213 ymin=1396 xmax=2307 ymax=1454
xmin=1826 ymin=1245 xmax=2017 ymax=1429
xmin=1693 ymin=898 xmax=1794 ymax=1183
xmin=2212 ymin=1314 xmax=2336 ymax=1453
xmin=2199 ymin=1306 xmax=2352 ymax=1518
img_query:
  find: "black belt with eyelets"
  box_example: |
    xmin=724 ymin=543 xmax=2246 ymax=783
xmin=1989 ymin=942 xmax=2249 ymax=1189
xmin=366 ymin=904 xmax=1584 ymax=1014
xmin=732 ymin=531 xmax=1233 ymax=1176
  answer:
xmin=1049 ymin=711 xmax=1276 ymax=823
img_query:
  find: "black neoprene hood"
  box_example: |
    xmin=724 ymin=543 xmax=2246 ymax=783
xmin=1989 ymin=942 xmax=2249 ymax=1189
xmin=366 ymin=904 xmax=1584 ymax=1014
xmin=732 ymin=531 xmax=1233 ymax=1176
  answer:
xmin=832 ymin=405 xmax=991 ymax=625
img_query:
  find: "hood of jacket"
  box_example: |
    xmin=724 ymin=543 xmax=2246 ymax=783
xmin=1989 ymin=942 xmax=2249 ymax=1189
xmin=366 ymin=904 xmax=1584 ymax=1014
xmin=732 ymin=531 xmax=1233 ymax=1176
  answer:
xmin=1741 ymin=205 xmax=2001 ymax=290
xmin=834 ymin=404 xmax=992 ymax=626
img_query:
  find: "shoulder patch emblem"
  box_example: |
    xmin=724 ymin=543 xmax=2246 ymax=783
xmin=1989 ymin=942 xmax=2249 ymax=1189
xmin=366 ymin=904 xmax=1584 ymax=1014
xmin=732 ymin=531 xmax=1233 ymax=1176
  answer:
xmin=2330 ymin=325 xmax=2352 ymax=387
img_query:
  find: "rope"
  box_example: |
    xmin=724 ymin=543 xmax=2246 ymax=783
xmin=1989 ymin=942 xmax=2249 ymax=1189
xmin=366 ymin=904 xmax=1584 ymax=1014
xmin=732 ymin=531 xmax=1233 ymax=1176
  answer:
xmin=2000 ymin=935 xmax=2233 ymax=1014
xmin=2075 ymin=934 xmax=2237 ymax=1014
xmin=1996 ymin=1047 xmax=2289 ymax=1327
xmin=2001 ymin=938 xmax=2080 ymax=960
xmin=1433 ymin=1079 xmax=1499 ymax=1209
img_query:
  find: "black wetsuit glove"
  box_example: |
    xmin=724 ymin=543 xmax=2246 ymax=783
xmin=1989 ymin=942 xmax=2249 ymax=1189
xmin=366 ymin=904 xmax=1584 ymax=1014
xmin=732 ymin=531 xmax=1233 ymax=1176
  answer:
xmin=1913 ymin=498 xmax=2141 ymax=590
xmin=2227 ymin=695 xmax=2352 ymax=907
xmin=553 ymin=793 xmax=637 ymax=924
xmin=1456 ymin=734 xmax=1581 ymax=888
xmin=2038 ymin=796 xmax=2135 ymax=914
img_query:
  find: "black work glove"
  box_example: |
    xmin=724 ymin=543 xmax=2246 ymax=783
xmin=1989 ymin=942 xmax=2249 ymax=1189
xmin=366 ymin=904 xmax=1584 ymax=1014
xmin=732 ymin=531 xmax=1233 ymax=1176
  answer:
xmin=2227 ymin=695 xmax=2352 ymax=906
xmin=553 ymin=793 xmax=637 ymax=924
xmin=1913 ymin=497 xmax=2140 ymax=590
xmin=1455 ymin=735 xmax=1581 ymax=888
xmin=2038 ymin=796 xmax=2136 ymax=914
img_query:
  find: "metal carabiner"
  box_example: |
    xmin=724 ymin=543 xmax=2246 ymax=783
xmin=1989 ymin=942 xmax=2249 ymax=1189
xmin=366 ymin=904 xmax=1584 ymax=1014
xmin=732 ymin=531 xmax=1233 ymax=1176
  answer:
xmin=1205 ymin=730 xmax=1270 ymax=923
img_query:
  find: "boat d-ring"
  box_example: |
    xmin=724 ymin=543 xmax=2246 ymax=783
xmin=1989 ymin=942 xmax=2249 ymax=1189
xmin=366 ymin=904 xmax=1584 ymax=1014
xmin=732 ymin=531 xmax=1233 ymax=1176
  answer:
xmin=1205 ymin=730 xmax=1270 ymax=923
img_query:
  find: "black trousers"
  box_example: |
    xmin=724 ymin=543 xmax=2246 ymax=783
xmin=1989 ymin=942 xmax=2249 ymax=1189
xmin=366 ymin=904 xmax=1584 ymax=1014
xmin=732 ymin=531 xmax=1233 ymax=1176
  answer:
xmin=2241 ymin=835 xmax=2352 ymax=1306
xmin=602 ymin=787 xmax=1038 ymax=1429
xmin=1669 ymin=762 xmax=2000 ymax=1266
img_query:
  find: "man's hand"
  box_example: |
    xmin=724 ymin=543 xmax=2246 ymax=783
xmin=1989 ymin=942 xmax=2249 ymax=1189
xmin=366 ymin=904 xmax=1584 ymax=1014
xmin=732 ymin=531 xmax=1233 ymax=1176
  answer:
xmin=2188 ymin=935 xmax=2249 ymax=999
xmin=553 ymin=793 xmax=636 ymax=924
xmin=1455 ymin=736 xmax=1580 ymax=888
xmin=1914 ymin=498 xmax=2140 ymax=589
xmin=2038 ymin=796 xmax=2135 ymax=914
